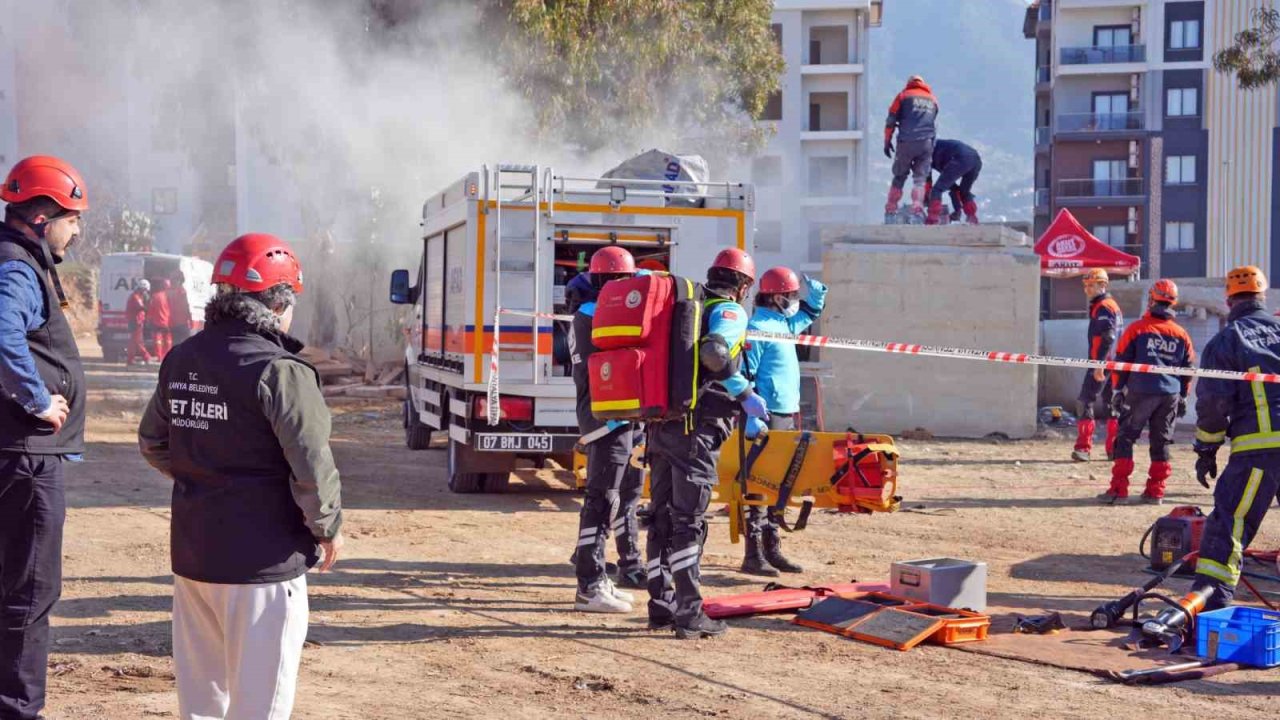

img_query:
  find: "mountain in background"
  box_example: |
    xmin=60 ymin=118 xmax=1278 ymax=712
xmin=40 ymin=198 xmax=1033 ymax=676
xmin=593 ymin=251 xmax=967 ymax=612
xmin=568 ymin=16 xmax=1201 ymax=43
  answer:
xmin=870 ymin=0 xmax=1034 ymax=223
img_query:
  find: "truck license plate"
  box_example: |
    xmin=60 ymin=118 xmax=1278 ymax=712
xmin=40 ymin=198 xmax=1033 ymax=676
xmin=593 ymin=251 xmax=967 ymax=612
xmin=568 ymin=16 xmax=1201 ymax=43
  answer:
xmin=476 ymin=433 xmax=553 ymax=452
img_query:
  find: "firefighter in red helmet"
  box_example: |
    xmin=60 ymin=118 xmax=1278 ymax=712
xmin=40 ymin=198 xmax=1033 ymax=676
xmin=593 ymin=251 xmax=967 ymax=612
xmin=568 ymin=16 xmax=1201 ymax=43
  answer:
xmin=0 ymin=155 xmax=89 ymax=719
xmin=138 ymin=233 xmax=343 ymax=719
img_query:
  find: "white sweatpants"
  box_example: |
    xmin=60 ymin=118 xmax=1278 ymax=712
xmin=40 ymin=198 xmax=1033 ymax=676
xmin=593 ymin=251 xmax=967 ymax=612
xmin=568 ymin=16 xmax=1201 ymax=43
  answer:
xmin=172 ymin=574 xmax=309 ymax=720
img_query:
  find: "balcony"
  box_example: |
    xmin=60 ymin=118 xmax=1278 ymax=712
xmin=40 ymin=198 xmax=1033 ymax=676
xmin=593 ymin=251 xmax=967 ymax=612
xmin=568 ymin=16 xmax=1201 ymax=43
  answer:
xmin=1037 ymin=65 xmax=1051 ymax=84
xmin=1057 ymin=177 xmax=1146 ymax=205
xmin=1056 ymin=111 xmax=1145 ymax=135
xmin=1060 ymin=45 xmax=1145 ymax=65
xmin=1035 ymin=126 xmax=1051 ymax=152
xmin=1035 ymin=188 xmax=1050 ymax=214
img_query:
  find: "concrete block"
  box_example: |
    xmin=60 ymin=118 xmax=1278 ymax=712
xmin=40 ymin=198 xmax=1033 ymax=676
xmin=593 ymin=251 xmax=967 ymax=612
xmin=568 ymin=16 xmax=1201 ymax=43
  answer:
xmin=818 ymin=225 xmax=1040 ymax=439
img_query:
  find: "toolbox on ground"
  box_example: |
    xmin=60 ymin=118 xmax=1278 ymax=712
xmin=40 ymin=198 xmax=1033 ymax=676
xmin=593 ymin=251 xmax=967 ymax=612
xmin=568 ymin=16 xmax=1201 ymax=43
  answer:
xmin=793 ymin=591 xmax=991 ymax=650
xmin=1195 ymin=606 xmax=1280 ymax=668
xmin=890 ymin=557 xmax=987 ymax=612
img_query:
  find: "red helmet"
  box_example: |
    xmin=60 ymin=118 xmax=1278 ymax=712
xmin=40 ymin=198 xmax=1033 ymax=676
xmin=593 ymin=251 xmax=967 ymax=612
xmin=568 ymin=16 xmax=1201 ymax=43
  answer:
xmin=589 ymin=246 xmax=636 ymax=275
xmin=711 ymin=247 xmax=756 ymax=282
xmin=213 ymin=233 xmax=304 ymax=294
xmin=759 ymin=267 xmax=800 ymax=295
xmin=1 ymin=155 xmax=89 ymax=213
xmin=1150 ymin=279 xmax=1178 ymax=304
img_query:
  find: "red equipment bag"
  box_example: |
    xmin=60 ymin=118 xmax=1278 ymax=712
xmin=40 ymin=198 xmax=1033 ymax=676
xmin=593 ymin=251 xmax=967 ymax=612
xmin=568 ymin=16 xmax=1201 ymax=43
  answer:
xmin=589 ymin=274 xmax=675 ymax=419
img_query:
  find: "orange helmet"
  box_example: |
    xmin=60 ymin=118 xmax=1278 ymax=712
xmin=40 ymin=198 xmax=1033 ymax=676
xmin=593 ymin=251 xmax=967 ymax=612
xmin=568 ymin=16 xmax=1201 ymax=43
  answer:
xmin=1150 ymin=279 xmax=1178 ymax=304
xmin=1 ymin=155 xmax=88 ymax=213
xmin=1082 ymin=269 xmax=1109 ymax=284
xmin=1226 ymin=266 xmax=1268 ymax=296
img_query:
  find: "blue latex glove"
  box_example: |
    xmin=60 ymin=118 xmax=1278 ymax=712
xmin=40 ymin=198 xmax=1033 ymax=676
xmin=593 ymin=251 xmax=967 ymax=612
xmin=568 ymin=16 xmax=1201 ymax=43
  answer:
xmin=745 ymin=416 xmax=768 ymax=440
xmin=741 ymin=392 xmax=770 ymax=420
xmin=803 ymin=274 xmax=827 ymax=294
xmin=605 ymin=419 xmax=629 ymax=432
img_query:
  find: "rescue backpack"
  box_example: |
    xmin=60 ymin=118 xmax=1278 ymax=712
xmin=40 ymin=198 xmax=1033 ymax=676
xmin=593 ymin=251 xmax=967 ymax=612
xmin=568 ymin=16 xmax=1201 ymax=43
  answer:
xmin=588 ymin=273 xmax=708 ymax=421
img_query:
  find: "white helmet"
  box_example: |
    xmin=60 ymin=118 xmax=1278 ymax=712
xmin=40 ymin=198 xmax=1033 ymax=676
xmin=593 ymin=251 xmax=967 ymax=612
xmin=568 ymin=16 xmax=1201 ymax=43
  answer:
xmin=137 ymin=279 xmax=151 ymax=291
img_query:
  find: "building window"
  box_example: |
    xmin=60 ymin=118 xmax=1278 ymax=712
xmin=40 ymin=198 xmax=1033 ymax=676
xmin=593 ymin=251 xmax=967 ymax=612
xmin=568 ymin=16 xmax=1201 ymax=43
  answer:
xmin=1170 ymin=19 xmax=1201 ymax=49
xmin=1093 ymin=225 xmax=1127 ymax=248
xmin=1164 ymin=221 xmax=1195 ymax=252
xmin=752 ymin=156 xmax=782 ymax=187
xmin=1094 ymin=25 xmax=1132 ymax=47
xmin=761 ymin=91 xmax=782 ymax=121
xmin=1165 ymin=155 xmax=1196 ymax=185
xmin=756 ymin=220 xmax=782 ymax=252
xmin=771 ymin=23 xmax=782 ymax=50
xmin=808 ymin=156 xmax=849 ymax=196
xmin=152 ymin=188 xmax=178 ymax=215
xmin=1166 ymin=87 xmax=1198 ymax=117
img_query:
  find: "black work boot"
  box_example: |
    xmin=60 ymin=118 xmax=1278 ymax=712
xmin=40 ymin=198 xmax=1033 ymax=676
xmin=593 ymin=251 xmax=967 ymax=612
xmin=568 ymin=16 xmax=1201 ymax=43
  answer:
xmin=740 ymin=534 xmax=780 ymax=577
xmin=763 ymin=531 xmax=804 ymax=574
xmin=675 ymin=612 xmax=728 ymax=639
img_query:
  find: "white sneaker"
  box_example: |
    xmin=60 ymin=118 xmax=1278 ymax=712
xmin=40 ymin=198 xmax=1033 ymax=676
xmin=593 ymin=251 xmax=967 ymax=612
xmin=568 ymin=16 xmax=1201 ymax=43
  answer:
xmin=601 ymin=577 xmax=635 ymax=603
xmin=574 ymin=589 xmax=633 ymax=614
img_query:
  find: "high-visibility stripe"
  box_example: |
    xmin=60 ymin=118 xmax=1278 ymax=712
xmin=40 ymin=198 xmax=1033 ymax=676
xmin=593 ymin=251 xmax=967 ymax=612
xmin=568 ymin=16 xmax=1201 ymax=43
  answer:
xmin=591 ymin=399 xmax=641 ymax=412
xmin=1230 ymin=431 xmax=1280 ymax=453
xmin=592 ymin=325 xmax=644 ymax=340
xmin=1251 ymin=366 xmax=1271 ymax=433
xmin=1200 ymin=466 xmax=1265 ymax=586
xmin=1196 ymin=557 xmax=1237 ymax=585
xmin=1196 ymin=428 xmax=1227 ymax=444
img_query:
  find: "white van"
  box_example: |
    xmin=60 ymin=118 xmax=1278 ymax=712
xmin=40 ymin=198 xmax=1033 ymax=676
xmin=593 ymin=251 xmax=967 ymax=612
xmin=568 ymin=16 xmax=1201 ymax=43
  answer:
xmin=97 ymin=252 xmax=214 ymax=362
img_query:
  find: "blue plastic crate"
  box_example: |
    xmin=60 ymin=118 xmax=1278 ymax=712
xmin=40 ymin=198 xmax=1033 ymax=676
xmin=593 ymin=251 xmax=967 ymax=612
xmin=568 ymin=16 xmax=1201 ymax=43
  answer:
xmin=1195 ymin=606 xmax=1280 ymax=668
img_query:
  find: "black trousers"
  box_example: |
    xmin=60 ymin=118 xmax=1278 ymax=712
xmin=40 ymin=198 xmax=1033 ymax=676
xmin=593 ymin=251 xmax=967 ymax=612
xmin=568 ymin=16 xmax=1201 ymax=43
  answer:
xmin=1077 ymin=370 xmax=1114 ymax=420
xmin=930 ymin=157 xmax=982 ymax=203
xmin=645 ymin=417 xmax=731 ymax=625
xmin=1113 ymin=392 xmax=1177 ymax=461
xmin=1191 ymin=451 xmax=1280 ymax=607
xmin=575 ymin=426 xmax=634 ymax=593
xmin=0 ymin=453 xmax=65 ymax=720
xmin=745 ymin=414 xmax=797 ymax=540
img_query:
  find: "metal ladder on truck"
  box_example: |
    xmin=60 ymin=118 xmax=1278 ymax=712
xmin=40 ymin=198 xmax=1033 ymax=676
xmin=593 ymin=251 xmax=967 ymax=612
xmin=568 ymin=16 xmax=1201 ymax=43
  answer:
xmin=484 ymin=163 xmax=545 ymax=426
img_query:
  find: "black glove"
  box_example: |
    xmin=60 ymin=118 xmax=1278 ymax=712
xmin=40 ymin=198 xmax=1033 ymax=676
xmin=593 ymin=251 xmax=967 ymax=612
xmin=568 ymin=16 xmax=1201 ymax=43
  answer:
xmin=883 ymin=140 xmax=894 ymax=159
xmin=1109 ymin=389 xmax=1128 ymax=417
xmin=1176 ymin=396 xmax=1188 ymax=418
xmin=1193 ymin=442 xmax=1219 ymax=489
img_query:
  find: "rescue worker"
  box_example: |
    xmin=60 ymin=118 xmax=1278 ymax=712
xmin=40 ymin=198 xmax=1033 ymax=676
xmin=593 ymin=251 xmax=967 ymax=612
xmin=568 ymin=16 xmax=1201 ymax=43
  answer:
xmin=147 ymin=277 xmax=173 ymax=360
xmin=1101 ymin=280 xmax=1194 ymax=505
xmin=0 ymin=155 xmax=88 ymax=720
xmin=1073 ymin=269 xmax=1123 ymax=462
xmin=137 ymin=233 xmax=344 ymax=719
xmin=1190 ymin=266 xmax=1280 ymax=610
xmin=884 ymin=75 xmax=939 ymax=225
xmin=647 ymin=248 xmax=769 ymax=639
xmin=926 ymin=139 xmax=982 ymax=226
xmin=739 ymin=266 xmax=827 ymax=576
xmin=568 ymin=247 xmax=645 ymax=613
xmin=126 ymin=279 xmax=154 ymax=366
xmin=169 ymin=270 xmax=193 ymax=345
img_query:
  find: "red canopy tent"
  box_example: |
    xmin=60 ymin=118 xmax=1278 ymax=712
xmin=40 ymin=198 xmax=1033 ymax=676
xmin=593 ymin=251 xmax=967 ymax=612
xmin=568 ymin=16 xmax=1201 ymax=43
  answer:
xmin=1033 ymin=209 xmax=1141 ymax=278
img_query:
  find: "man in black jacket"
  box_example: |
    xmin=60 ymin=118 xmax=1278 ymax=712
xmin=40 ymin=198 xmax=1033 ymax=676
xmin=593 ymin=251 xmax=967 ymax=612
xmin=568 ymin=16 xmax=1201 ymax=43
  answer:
xmin=0 ymin=155 xmax=89 ymax=720
xmin=138 ymin=233 xmax=343 ymax=720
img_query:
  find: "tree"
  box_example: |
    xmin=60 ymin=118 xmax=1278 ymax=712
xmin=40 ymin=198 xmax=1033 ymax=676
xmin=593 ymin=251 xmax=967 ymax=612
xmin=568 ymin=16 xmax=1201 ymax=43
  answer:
xmin=1214 ymin=8 xmax=1280 ymax=89
xmin=483 ymin=0 xmax=784 ymax=154
xmin=75 ymin=203 xmax=158 ymax=265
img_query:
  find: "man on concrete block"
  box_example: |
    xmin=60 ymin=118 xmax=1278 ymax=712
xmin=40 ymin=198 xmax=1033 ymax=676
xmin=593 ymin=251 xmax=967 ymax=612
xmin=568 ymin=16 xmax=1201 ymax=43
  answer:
xmin=0 ymin=155 xmax=89 ymax=720
xmin=568 ymin=247 xmax=645 ymax=614
xmin=1073 ymin=269 xmax=1123 ymax=462
xmin=740 ymin=266 xmax=827 ymax=576
xmin=647 ymin=248 xmax=769 ymax=639
xmin=926 ymin=139 xmax=982 ymax=226
xmin=1102 ymin=280 xmax=1194 ymax=505
xmin=1189 ymin=266 xmax=1280 ymax=611
xmin=883 ymin=75 xmax=939 ymax=225
xmin=138 ymin=233 xmax=344 ymax=720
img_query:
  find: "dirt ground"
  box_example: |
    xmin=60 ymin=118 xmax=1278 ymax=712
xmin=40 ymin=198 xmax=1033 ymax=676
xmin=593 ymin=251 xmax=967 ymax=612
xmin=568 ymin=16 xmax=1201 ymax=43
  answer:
xmin=40 ymin=339 xmax=1280 ymax=720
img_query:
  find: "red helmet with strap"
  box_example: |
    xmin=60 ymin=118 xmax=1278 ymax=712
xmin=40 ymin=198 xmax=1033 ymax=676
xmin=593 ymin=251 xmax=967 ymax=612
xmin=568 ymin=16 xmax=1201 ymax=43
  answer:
xmin=1150 ymin=279 xmax=1178 ymax=304
xmin=213 ymin=233 xmax=304 ymax=294
xmin=588 ymin=246 xmax=636 ymax=275
xmin=1 ymin=155 xmax=88 ymax=213
xmin=711 ymin=247 xmax=756 ymax=282
xmin=759 ymin=267 xmax=800 ymax=294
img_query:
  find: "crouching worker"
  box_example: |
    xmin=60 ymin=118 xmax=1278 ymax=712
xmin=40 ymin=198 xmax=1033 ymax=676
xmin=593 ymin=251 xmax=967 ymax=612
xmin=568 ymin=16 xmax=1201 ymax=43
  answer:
xmin=138 ymin=234 xmax=343 ymax=720
xmin=1101 ymin=280 xmax=1194 ymax=505
xmin=568 ymin=247 xmax=645 ymax=613
xmin=1190 ymin=266 xmax=1280 ymax=611
xmin=739 ymin=267 xmax=827 ymax=576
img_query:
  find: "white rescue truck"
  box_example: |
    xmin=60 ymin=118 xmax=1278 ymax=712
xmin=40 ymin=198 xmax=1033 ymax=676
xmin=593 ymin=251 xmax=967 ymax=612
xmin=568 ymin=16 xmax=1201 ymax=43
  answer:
xmin=97 ymin=252 xmax=214 ymax=362
xmin=390 ymin=164 xmax=755 ymax=493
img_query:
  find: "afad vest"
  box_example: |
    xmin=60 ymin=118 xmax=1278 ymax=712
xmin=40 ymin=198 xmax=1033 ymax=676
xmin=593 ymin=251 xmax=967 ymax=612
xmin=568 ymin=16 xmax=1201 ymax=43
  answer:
xmin=161 ymin=318 xmax=320 ymax=584
xmin=0 ymin=230 xmax=86 ymax=455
